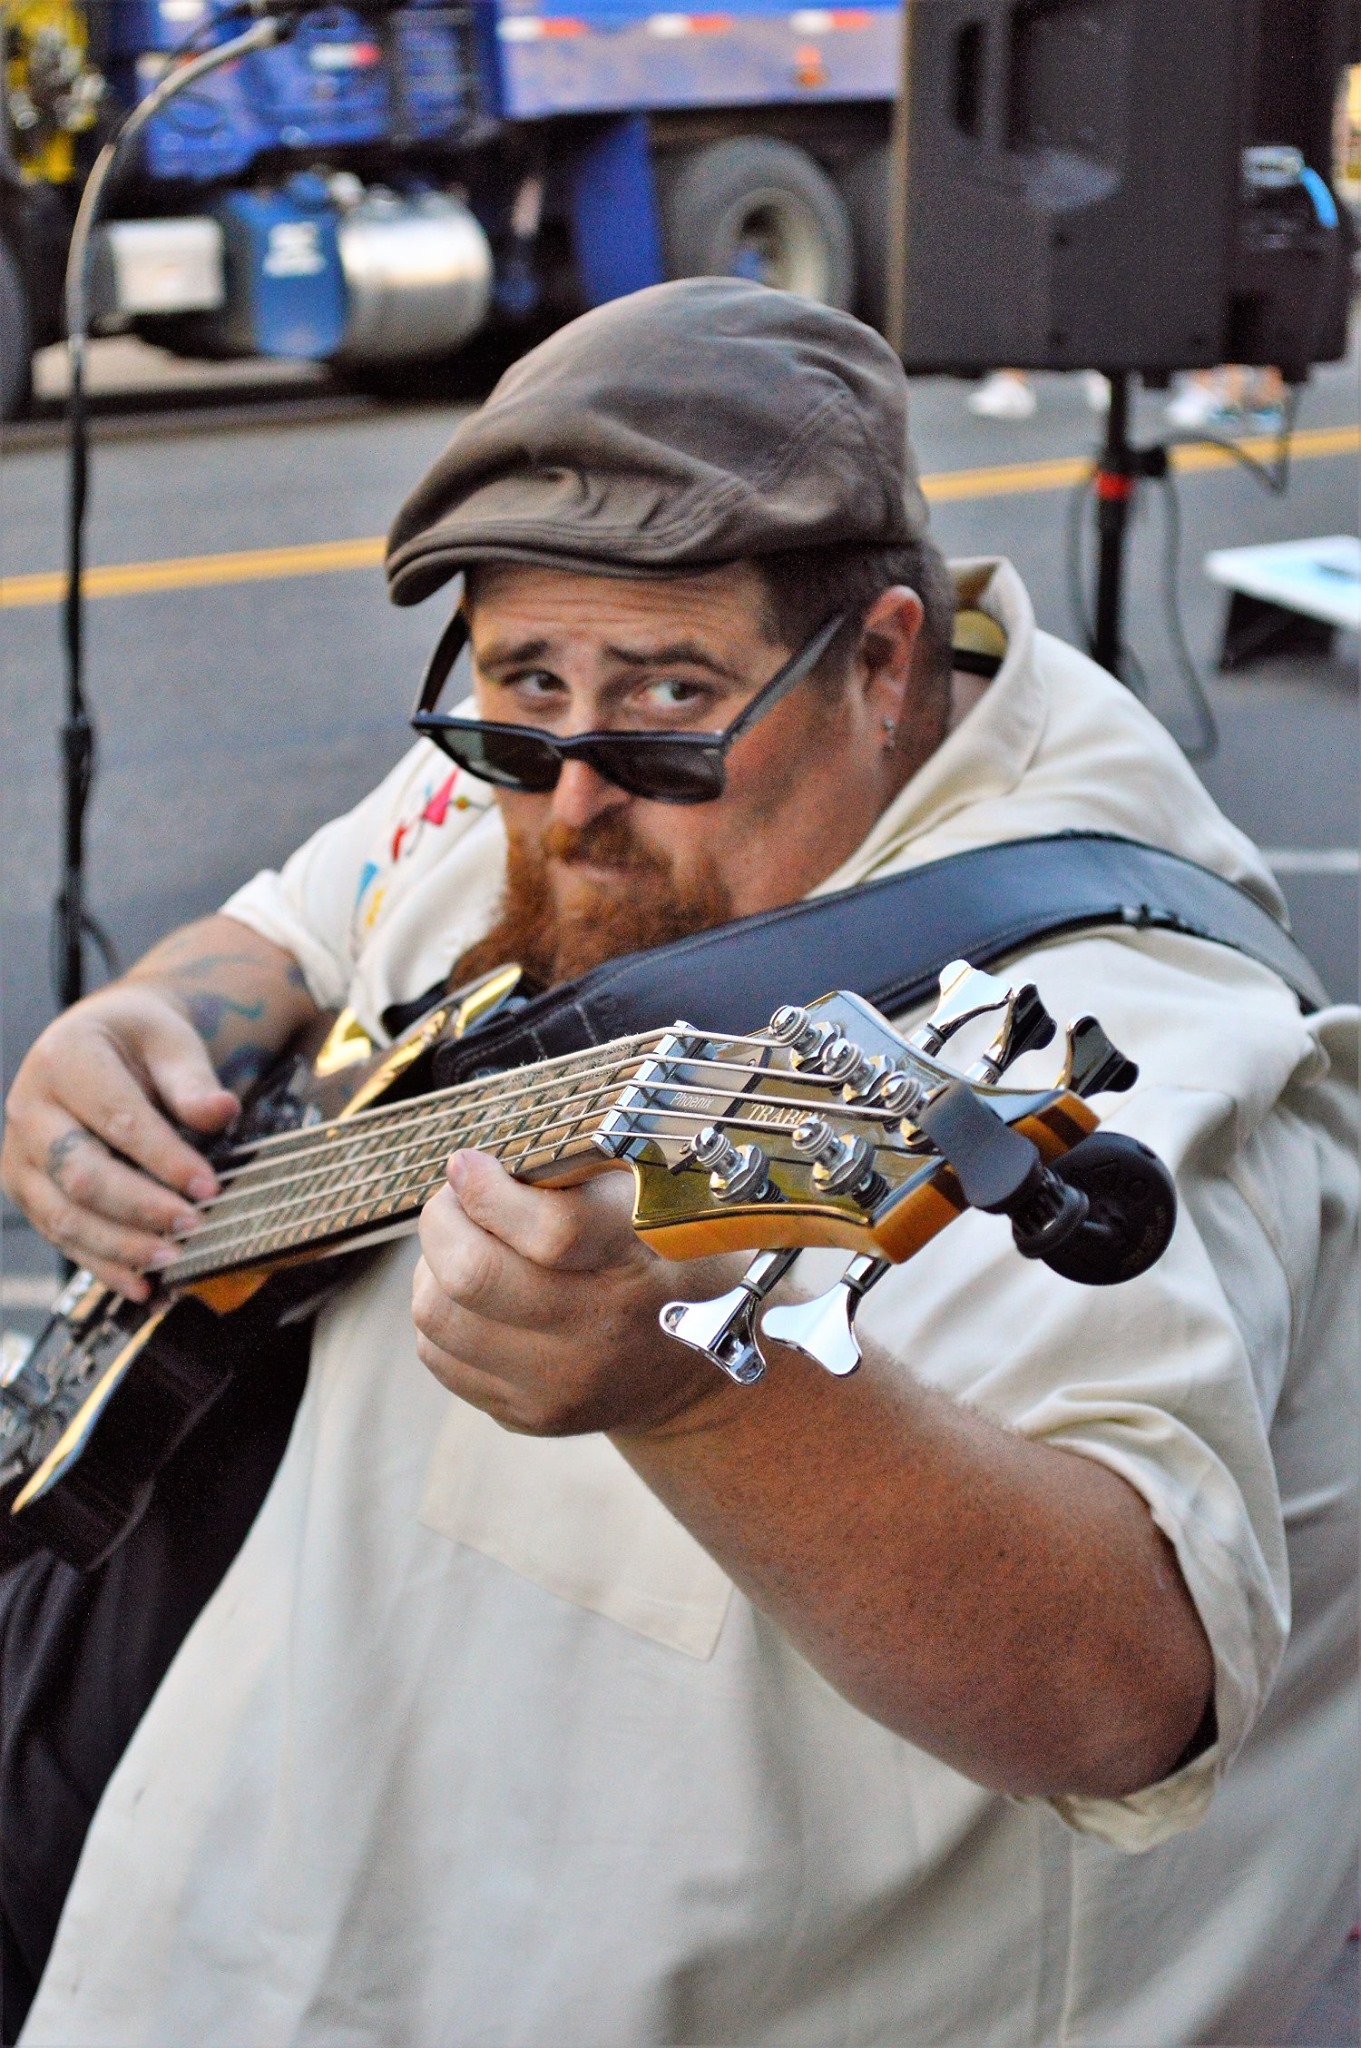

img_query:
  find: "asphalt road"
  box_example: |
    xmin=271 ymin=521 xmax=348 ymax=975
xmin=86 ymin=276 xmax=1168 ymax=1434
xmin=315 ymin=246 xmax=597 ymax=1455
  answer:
xmin=0 ymin=328 xmax=1358 ymax=2043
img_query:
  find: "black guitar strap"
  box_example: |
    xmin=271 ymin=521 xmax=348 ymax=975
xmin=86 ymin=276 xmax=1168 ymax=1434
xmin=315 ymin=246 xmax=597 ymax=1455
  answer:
xmin=429 ymin=830 xmax=1327 ymax=1086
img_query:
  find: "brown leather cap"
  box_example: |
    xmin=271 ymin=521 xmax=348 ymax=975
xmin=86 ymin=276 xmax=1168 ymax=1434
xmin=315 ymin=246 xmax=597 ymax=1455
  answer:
xmin=385 ymin=277 xmax=930 ymax=606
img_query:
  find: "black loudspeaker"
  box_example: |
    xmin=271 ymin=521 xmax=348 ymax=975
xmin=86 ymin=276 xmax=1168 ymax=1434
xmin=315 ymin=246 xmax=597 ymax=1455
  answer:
xmin=888 ymin=0 xmax=1357 ymax=379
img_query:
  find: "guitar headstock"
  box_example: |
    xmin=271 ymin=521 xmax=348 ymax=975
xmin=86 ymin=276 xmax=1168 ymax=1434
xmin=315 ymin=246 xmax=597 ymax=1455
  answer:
xmin=590 ymin=962 xmax=1172 ymax=1385
xmin=595 ymin=965 xmax=1128 ymax=1262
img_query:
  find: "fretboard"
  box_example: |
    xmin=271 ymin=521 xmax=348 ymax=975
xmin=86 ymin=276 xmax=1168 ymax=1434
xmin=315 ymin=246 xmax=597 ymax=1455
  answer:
xmin=164 ymin=1033 xmax=665 ymax=1286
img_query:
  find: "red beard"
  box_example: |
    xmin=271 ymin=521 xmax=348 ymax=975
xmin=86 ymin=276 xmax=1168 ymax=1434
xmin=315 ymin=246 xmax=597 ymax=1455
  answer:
xmin=449 ymin=811 xmax=734 ymax=991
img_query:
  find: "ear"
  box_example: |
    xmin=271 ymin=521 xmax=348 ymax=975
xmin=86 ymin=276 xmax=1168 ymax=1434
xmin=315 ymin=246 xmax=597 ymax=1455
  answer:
xmin=854 ymin=586 xmax=924 ymax=730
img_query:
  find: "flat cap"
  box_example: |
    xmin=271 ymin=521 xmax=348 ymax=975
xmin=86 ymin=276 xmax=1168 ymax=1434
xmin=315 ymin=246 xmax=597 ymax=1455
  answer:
xmin=385 ymin=277 xmax=930 ymax=605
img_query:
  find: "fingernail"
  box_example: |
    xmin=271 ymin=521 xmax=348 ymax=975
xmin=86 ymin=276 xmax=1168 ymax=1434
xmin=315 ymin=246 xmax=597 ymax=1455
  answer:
xmin=172 ymin=1212 xmax=199 ymax=1238
xmin=187 ymin=1171 xmax=218 ymax=1202
xmin=148 ymin=1244 xmax=180 ymax=1270
xmin=448 ymin=1151 xmax=470 ymax=1190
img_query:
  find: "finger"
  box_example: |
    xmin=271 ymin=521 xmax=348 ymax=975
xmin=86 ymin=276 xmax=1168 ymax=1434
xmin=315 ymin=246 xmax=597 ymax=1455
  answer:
xmin=54 ymin=1031 xmax=224 ymax=1200
xmin=411 ymin=1225 xmax=555 ymax=1358
xmin=410 ymin=1321 xmax=545 ymax=1430
xmin=418 ymin=1183 xmax=588 ymax=1333
xmin=39 ymin=1113 xmax=203 ymax=1239
xmin=134 ymin=1005 xmax=241 ymax=1136
xmin=13 ymin=1164 xmax=176 ymax=1301
xmin=446 ymin=1150 xmax=642 ymax=1274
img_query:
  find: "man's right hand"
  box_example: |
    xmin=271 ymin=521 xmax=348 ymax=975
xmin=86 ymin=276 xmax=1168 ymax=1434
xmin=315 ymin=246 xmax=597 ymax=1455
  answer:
xmin=1 ymin=987 xmax=240 ymax=1300
xmin=1 ymin=914 xmax=319 ymax=1300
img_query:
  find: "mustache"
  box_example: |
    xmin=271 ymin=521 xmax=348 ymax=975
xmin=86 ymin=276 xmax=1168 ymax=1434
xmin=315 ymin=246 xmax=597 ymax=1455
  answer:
xmin=540 ymin=813 xmax=671 ymax=873
xmin=447 ymin=805 xmax=732 ymax=992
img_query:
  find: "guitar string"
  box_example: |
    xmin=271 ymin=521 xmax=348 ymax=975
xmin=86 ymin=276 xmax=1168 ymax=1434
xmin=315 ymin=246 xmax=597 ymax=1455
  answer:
xmin=199 ymin=1053 xmax=908 ymax=1214
xmin=165 ymin=1103 xmax=909 ymax=1280
xmin=173 ymin=1060 xmax=916 ymax=1262
xmin=210 ymin=1032 xmax=668 ymax=1172
xmin=166 ymin=1104 xmax=904 ymax=1278
xmin=170 ymin=1038 xmax=950 ymax=1265
xmin=209 ymin=1026 xmax=807 ymax=1169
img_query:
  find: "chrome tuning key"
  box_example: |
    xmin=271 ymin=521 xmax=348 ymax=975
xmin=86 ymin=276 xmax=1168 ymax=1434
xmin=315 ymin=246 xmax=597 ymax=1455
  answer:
xmin=760 ymin=1253 xmax=890 ymax=1377
xmin=659 ymin=1248 xmax=801 ymax=1385
xmin=908 ymin=960 xmax=1016 ymax=1058
xmin=967 ymin=982 xmax=1056 ymax=1084
xmin=909 ymin=960 xmax=1056 ymax=1081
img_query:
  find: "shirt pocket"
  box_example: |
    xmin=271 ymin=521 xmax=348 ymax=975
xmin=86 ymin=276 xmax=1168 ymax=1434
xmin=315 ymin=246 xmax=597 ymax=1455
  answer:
xmin=418 ymin=1396 xmax=733 ymax=1659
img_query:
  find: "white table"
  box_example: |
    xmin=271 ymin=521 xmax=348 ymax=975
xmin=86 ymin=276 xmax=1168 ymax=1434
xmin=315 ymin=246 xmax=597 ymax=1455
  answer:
xmin=1204 ymin=535 xmax=1361 ymax=668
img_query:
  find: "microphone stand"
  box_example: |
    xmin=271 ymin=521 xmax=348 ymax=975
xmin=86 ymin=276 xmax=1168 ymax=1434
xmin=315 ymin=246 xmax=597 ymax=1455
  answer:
xmin=55 ymin=7 xmax=292 ymax=1010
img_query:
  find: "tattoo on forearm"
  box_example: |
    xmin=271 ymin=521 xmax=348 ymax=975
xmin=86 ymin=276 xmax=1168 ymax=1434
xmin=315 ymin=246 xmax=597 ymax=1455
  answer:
xmin=184 ymin=992 xmax=267 ymax=1048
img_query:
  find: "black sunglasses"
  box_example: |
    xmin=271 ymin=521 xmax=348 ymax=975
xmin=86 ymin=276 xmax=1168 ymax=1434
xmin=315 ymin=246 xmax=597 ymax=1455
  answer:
xmin=410 ymin=608 xmax=848 ymax=805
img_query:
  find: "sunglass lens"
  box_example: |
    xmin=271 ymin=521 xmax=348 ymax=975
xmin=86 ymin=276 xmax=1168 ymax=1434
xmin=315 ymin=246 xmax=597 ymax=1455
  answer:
xmin=434 ymin=725 xmax=563 ymax=792
xmin=597 ymin=738 xmax=727 ymax=803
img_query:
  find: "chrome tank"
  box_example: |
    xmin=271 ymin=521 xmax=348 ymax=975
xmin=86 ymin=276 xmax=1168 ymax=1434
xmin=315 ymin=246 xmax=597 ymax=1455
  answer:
xmin=336 ymin=191 xmax=493 ymax=363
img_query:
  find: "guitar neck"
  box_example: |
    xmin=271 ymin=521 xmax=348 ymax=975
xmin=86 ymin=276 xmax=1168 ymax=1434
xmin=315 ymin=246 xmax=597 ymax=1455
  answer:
xmin=163 ymin=1033 xmax=664 ymax=1287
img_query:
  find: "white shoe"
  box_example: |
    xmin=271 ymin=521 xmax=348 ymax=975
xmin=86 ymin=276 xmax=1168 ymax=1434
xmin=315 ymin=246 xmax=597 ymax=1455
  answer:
xmin=1082 ymin=371 xmax=1110 ymax=412
xmin=967 ymin=370 xmax=1037 ymax=421
xmin=1166 ymin=380 xmax=1225 ymax=431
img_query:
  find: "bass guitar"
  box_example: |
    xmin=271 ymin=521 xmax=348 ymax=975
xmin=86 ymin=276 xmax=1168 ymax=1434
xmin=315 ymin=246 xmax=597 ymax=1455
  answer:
xmin=0 ymin=956 xmax=1174 ymax=1572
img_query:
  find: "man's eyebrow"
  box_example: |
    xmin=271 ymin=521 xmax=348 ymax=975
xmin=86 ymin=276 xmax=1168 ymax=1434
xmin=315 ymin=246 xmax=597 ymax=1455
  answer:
xmin=474 ymin=636 xmax=744 ymax=681
xmin=602 ymin=641 xmax=742 ymax=679
xmin=473 ymin=636 xmax=552 ymax=673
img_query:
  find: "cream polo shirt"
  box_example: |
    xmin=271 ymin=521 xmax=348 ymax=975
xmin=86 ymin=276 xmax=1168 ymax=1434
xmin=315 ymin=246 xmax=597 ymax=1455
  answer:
xmin=26 ymin=562 xmax=1358 ymax=2048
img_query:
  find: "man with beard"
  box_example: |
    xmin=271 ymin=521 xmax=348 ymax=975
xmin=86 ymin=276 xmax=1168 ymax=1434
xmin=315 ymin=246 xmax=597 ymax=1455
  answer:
xmin=2 ymin=280 xmax=1356 ymax=2047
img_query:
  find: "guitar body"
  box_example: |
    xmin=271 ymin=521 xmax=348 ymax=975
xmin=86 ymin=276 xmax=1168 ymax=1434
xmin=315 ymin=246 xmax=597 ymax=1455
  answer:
xmin=0 ymin=975 xmax=511 ymax=1573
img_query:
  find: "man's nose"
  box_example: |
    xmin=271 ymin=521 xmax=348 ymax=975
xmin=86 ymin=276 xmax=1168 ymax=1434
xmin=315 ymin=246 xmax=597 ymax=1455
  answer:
xmin=550 ymin=757 xmax=631 ymax=831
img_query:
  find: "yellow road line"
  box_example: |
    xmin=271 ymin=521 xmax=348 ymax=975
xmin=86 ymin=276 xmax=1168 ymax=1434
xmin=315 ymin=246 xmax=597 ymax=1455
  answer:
xmin=920 ymin=422 xmax=1361 ymax=500
xmin=0 ymin=535 xmax=386 ymax=609
xmin=2 ymin=425 xmax=1355 ymax=609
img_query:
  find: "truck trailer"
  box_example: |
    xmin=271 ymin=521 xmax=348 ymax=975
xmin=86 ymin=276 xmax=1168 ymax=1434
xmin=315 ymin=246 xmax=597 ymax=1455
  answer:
xmin=0 ymin=0 xmax=902 ymax=416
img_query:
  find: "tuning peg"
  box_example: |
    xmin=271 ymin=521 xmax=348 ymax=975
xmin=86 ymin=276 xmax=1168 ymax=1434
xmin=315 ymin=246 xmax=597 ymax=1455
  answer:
xmin=790 ymin=1116 xmax=883 ymax=1203
xmin=685 ymin=1125 xmax=772 ymax=1202
xmin=967 ymin=982 xmax=1057 ymax=1084
xmin=1061 ymin=1016 xmax=1139 ymax=1098
xmin=659 ymin=1248 xmax=801 ymax=1384
xmin=766 ymin=1004 xmax=839 ymax=1068
xmin=760 ymin=1253 xmax=889 ymax=1376
xmin=909 ymin=960 xmax=1016 ymax=1059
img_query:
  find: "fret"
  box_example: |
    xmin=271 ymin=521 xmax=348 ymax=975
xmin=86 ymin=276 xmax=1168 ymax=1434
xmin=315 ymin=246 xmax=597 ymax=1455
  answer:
xmin=163 ymin=1031 xmax=671 ymax=1284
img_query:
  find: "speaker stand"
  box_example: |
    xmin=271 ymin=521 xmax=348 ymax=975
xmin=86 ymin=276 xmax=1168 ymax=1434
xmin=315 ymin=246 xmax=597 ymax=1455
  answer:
xmin=1090 ymin=372 xmax=1167 ymax=683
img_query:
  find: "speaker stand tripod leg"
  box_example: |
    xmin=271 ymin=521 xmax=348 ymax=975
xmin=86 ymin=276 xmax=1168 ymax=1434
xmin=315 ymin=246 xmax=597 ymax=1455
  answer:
xmin=1091 ymin=371 xmax=1134 ymax=682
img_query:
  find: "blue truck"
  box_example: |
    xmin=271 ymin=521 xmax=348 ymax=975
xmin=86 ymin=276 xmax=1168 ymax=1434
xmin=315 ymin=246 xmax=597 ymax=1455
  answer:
xmin=0 ymin=0 xmax=902 ymax=416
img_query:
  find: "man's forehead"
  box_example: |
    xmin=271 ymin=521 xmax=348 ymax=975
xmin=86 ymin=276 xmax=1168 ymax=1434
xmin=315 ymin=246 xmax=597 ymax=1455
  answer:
xmin=465 ymin=558 xmax=780 ymax=657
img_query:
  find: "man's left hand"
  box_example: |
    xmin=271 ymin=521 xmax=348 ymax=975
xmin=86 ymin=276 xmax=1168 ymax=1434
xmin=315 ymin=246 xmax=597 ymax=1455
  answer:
xmin=413 ymin=1149 xmax=737 ymax=1435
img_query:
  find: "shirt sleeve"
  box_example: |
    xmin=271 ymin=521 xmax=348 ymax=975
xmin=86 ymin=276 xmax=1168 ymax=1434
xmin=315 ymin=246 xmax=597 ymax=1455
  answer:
xmin=857 ymin=933 xmax=1344 ymax=1854
xmin=218 ymin=742 xmax=474 ymax=1012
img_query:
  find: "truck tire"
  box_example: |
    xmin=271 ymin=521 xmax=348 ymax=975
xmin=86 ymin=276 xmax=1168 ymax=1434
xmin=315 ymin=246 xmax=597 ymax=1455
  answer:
xmin=842 ymin=143 xmax=890 ymax=332
xmin=660 ymin=137 xmax=855 ymax=310
xmin=0 ymin=233 xmax=34 ymax=423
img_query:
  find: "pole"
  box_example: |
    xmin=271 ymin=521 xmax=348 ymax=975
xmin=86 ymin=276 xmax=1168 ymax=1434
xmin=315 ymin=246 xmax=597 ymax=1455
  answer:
xmin=55 ymin=10 xmax=285 ymax=1011
xmin=1090 ymin=371 xmax=1134 ymax=681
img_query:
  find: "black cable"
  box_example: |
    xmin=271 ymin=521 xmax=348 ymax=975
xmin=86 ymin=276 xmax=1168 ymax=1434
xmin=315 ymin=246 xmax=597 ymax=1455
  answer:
xmin=1162 ymin=381 xmax=1301 ymax=497
xmin=1064 ymin=379 xmax=1305 ymax=766
xmin=1157 ymin=466 xmax=1218 ymax=762
xmin=51 ymin=5 xmax=293 ymax=1012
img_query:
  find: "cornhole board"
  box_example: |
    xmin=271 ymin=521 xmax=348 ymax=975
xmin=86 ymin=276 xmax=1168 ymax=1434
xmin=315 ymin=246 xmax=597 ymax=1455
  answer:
xmin=1204 ymin=535 xmax=1361 ymax=670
